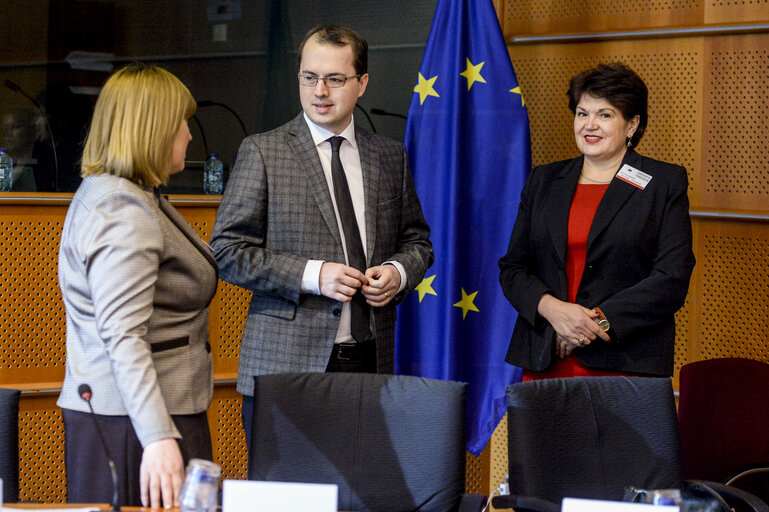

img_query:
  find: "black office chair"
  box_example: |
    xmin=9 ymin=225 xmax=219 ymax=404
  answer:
xmin=494 ymin=377 xmax=683 ymax=512
xmin=0 ymin=387 xmax=21 ymax=503
xmin=248 ymin=372 xmax=483 ymax=512
xmin=492 ymin=376 xmax=769 ymax=512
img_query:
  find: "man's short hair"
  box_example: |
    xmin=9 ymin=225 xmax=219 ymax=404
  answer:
xmin=297 ymin=24 xmax=368 ymax=76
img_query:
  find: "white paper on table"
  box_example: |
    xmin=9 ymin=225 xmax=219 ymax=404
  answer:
xmin=223 ymin=479 xmax=337 ymax=512
xmin=562 ymin=497 xmax=680 ymax=512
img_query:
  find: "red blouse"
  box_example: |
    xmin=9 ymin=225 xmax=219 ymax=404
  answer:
xmin=523 ymin=183 xmax=624 ymax=381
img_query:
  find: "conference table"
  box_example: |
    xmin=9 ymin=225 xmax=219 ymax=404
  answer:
xmin=4 ymin=506 xmax=154 ymax=511
xmin=3 ymin=504 xmax=352 ymax=512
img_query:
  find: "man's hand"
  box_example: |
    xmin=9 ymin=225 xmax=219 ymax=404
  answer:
xmin=362 ymin=265 xmax=401 ymax=307
xmin=140 ymin=438 xmax=184 ymax=509
xmin=319 ymin=262 xmax=368 ymax=302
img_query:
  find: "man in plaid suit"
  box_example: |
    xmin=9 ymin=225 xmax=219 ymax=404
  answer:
xmin=210 ymin=24 xmax=433 ymax=444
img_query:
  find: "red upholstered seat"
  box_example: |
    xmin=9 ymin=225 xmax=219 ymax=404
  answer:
xmin=678 ymin=358 xmax=769 ymax=500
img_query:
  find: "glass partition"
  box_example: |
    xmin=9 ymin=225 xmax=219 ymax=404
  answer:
xmin=0 ymin=0 xmax=436 ymax=194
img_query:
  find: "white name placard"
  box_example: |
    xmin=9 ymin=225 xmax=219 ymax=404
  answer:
xmin=562 ymin=497 xmax=679 ymax=512
xmin=223 ymin=479 xmax=337 ymax=512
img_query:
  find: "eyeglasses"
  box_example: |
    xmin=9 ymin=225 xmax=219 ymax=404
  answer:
xmin=297 ymin=73 xmax=361 ymax=88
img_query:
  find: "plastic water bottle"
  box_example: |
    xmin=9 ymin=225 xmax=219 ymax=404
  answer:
xmin=180 ymin=459 xmax=221 ymax=512
xmin=0 ymin=148 xmax=13 ymax=192
xmin=650 ymin=489 xmax=682 ymax=506
xmin=203 ymin=153 xmax=223 ymax=194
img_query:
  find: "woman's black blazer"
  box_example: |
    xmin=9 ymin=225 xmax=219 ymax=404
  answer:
xmin=498 ymin=149 xmax=695 ymax=376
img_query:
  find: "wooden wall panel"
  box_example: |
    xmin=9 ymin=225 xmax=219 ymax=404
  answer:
xmin=688 ymin=217 xmax=769 ymax=362
xmin=17 ymin=393 xmax=65 ymax=502
xmin=503 ymin=0 xmax=701 ymax=36
xmin=489 ymin=414 xmax=508 ymax=493
xmin=503 ymin=0 xmax=769 ymax=36
xmin=207 ymin=385 xmax=248 ymax=483
xmin=0 ymin=206 xmax=67 ymax=388
xmin=465 ymin=450 xmax=488 ymax=495
xmin=208 ymin=281 xmax=251 ymax=378
xmin=699 ymin=34 xmax=769 ymax=211
xmin=704 ymin=0 xmax=769 ymax=24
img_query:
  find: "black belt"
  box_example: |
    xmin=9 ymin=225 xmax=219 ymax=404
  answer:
xmin=332 ymin=340 xmax=375 ymax=361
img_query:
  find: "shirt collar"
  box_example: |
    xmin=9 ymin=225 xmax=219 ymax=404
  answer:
xmin=303 ymin=113 xmax=358 ymax=150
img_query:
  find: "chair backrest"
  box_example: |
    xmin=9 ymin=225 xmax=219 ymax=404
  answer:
xmin=506 ymin=376 xmax=682 ymax=504
xmin=678 ymin=358 xmax=769 ymax=483
xmin=249 ymin=372 xmax=467 ymax=512
xmin=0 ymin=387 xmax=21 ymax=503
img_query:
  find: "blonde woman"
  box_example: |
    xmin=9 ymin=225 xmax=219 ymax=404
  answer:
xmin=57 ymin=64 xmax=218 ymax=509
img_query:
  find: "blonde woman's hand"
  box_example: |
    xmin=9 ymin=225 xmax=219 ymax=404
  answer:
xmin=140 ymin=438 xmax=184 ymax=509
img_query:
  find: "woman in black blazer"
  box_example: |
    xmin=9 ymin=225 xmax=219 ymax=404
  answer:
xmin=498 ymin=62 xmax=695 ymax=379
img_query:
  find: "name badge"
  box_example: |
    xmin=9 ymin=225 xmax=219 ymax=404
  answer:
xmin=616 ymin=164 xmax=652 ymax=190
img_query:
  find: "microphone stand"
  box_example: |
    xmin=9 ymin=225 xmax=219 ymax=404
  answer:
xmin=370 ymin=108 xmax=408 ymax=120
xmin=196 ymin=100 xmax=249 ymax=138
xmin=355 ymin=103 xmax=377 ymax=133
xmin=79 ymin=384 xmax=120 ymax=511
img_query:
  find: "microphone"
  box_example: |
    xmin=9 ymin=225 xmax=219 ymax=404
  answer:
xmin=370 ymin=108 xmax=408 ymax=120
xmin=78 ymin=384 xmax=120 ymax=511
xmin=4 ymin=79 xmax=60 ymax=189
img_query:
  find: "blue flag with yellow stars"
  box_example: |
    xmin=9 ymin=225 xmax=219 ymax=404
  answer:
xmin=395 ymin=0 xmax=531 ymax=455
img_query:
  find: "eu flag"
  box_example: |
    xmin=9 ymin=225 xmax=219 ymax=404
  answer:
xmin=395 ymin=0 xmax=531 ymax=455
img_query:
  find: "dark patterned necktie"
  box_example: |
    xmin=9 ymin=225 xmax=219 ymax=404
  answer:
xmin=328 ymin=136 xmax=370 ymax=343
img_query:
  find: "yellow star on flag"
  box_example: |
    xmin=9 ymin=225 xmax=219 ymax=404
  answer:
xmin=415 ymin=274 xmax=438 ymax=302
xmin=510 ymin=86 xmax=525 ymax=107
xmin=453 ymin=288 xmax=480 ymax=320
xmin=460 ymin=58 xmax=487 ymax=91
xmin=413 ymin=73 xmax=440 ymax=105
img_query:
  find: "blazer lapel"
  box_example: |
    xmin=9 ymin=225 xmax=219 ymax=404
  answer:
xmin=546 ymin=157 xmax=582 ymax=266
xmin=356 ymin=126 xmax=378 ymax=266
xmin=153 ymin=188 xmax=219 ymax=280
xmin=586 ymin=150 xmax=642 ymax=251
xmin=286 ymin=115 xmax=343 ymax=247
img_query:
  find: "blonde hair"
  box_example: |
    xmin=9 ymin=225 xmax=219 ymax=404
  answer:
xmin=81 ymin=63 xmax=196 ymax=187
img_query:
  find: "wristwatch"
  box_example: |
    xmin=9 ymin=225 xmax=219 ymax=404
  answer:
xmin=594 ymin=307 xmax=610 ymax=332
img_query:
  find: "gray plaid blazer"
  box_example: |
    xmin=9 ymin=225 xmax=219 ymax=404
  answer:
xmin=57 ymin=174 xmax=218 ymax=447
xmin=210 ymin=114 xmax=433 ymax=395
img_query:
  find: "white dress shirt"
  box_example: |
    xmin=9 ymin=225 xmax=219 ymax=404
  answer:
xmin=300 ymin=114 xmax=405 ymax=343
